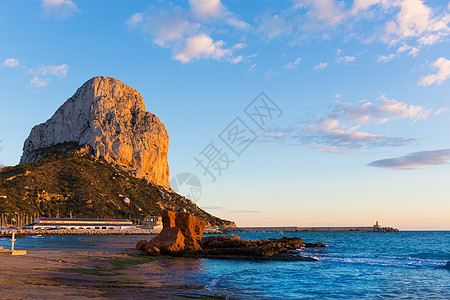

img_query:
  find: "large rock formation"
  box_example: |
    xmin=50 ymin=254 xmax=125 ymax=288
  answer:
xmin=20 ymin=76 xmax=170 ymax=187
xmin=136 ymin=210 xmax=207 ymax=255
xmin=162 ymin=210 xmax=206 ymax=251
xmin=136 ymin=210 xmax=325 ymax=260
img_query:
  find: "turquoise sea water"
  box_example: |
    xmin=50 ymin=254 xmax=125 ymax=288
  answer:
xmin=1 ymin=231 xmax=449 ymax=299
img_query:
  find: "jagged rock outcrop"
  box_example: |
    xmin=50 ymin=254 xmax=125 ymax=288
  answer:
xmin=162 ymin=210 xmax=206 ymax=251
xmin=136 ymin=210 xmax=206 ymax=255
xmin=20 ymin=76 xmax=169 ymax=187
xmin=199 ymin=235 xmax=326 ymax=258
xmin=136 ymin=210 xmax=325 ymax=260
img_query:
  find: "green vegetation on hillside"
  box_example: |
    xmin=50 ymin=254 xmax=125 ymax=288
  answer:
xmin=0 ymin=143 xmax=234 ymax=227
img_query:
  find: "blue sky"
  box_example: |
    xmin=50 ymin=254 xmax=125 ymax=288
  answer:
xmin=1 ymin=0 xmax=449 ymax=229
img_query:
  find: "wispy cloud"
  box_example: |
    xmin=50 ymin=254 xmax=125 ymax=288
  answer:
xmin=418 ymin=57 xmax=450 ymax=87
xmin=329 ymin=95 xmax=432 ymax=125
xmin=30 ymin=76 xmax=50 ymax=87
xmin=25 ymin=64 xmax=68 ymax=78
xmin=262 ymin=95 xmax=437 ymax=152
xmin=189 ymin=0 xmax=249 ymax=28
xmin=369 ymin=149 xmax=450 ymax=169
xmin=336 ymin=55 xmax=355 ymax=63
xmin=2 ymin=58 xmax=69 ymax=88
xmin=285 ymin=57 xmax=302 ymax=69
xmin=301 ymin=117 xmax=413 ymax=151
xmin=336 ymin=49 xmax=356 ymax=63
xmin=377 ymin=54 xmax=395 ymax=63
xmin=174 ymin=34 xmax=234 ymax=63
xmin=25 ymin=64 xmax=68 ymax=87
xmin=293 ymin=0 xmax=347 ymax=26
xmin=355 ymin=0 xmax=450 ymax=56
xmin=257 ymin=0 xmax=449 ymax=58
xmin=314 ymin=62 xmax=328 ymax=70
xmin=383 ymin=0 xmax=449 ymax=49
xmin=256 ymin=12 xmax=293 ymax=40
xmin=40 ymin=0 xmax=80 ymax=20
xmin=2 ymin=58 xmax=20 ymax=68
xmin=127 ymin=0 xmax=247 ymax=63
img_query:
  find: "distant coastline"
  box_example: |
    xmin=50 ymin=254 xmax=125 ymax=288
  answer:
xmin=224 ymin=225 xmax=399 ymax=233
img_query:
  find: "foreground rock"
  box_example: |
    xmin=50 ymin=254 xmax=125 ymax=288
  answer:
xmin=20 ymin=76 xmax=170 ymax=187
xmin=195 ymin=234 xmax=325 ymax=261
xmin=136 ymin=210 xmax=325 ymax=261
xmin=136 ymin=210 xmax=206 ymax=255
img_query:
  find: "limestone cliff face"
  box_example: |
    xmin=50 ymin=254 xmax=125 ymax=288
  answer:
xmin=20 ymin=76 xmax=170 ymax=188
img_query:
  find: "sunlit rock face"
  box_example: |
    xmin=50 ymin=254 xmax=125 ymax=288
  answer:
xmin=20 ymin=76 xmax=170 ymax=188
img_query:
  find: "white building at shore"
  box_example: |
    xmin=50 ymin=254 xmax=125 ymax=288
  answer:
xmin=22 ymin=218 xmax=135 ymax=230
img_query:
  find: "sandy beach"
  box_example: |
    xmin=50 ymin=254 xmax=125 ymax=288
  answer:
xmin=0 ymin=249 xmax=196 ymax=299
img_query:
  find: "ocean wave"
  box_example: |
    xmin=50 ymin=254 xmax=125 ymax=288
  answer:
xmin=408 ymin=251 xmax=450 ymax=260
xmin=300 ymin=251 xmax=447 ymax=269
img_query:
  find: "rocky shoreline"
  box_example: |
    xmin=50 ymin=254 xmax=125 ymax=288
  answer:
xmin=136 ymin=210 xmax=326 ymax=261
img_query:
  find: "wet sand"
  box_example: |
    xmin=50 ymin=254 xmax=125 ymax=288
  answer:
xmin=0 ymin=249 xmax=198 ymax=299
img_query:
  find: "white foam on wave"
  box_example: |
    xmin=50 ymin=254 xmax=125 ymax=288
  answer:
xmin=300 ymin=251 xmax=446 ymax=269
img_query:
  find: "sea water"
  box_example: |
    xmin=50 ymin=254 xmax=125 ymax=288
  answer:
xmin=1 ymin=231 xmax=449 ymax=299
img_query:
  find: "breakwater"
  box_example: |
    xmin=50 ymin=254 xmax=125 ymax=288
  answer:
xmin=224 ymin=226 xmax=399 ymax=233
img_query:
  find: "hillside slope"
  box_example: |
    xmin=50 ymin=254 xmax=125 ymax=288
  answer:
xmin=0 ymin=143 xmax=235 ymax=227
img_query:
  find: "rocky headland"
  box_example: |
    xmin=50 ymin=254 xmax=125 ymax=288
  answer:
xmin=21 ymin=76 xmax=169 ymax=187
xmin=0 ymin=77 xmax=235 ymax=227
xmin=137 ymin=211 xmax=325 ymax=261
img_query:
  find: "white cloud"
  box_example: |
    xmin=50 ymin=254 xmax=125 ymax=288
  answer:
xmin=369 ymin=149 xmax=450 ymax=169
xmin=4 ymin=59 xmax=69 ymax=87
xmin=127 ymin=2 xmax=246 ymax=63
xmin=336 ymin=49 xmax=356 ymax=63
xmin=294 ymin=0 xmax=347 ymax=26
xmin=174 ymin=34 xmax=235 ymax=63
xmin=189 ymin=0 xmax=227 ymax=20
xmin=127 ymin=7 xmax=199 ymax=48
xmin=418 ymin=57 xmax=450 ymax=87
xmin=225 ymin=16 xmax=249 ymax=29
xmin=314 ymin=62 xmax=328 ymax=70
xmin=384 ymin=0 xmax=450 ymax=52
xmin=232 ymin=43 xmax=246 ymax=50
xmin=285 ymin=57 xmax=301 ymax=69
xmin=189 ymin=0 xmax=249 ymax=28
xmin=30 ymin=76 xmax=49 ymax=87
xmin=336 ymin=55 xmax=355 ymax=63
xmin=330 ymin=95 xmax=432 ymax=124
xmin=229 ymin=55 xmax=243 ymax=64
xmin=2 ymin=58 xmax=20 ymax=67
xmin=26 ymin=64 xmax=69 ymax=78
xmin=261 ymin=94 xmax=437 ymax=152
xmin=351 ymin=0 xmax=386 ymax=15
xmin=377 ymin=54 xmax=395 ymax=62
xmin=397 ymin=43 xmax=411 ymax=53
xmin=126 ymin=13 xmax=143 ymax=27
xmin=258 ymin=0 xmax=449 ymax=57
xmin=257 ymin=13 xmax=292 ymax=40
xmin=301 ymin=117 xmax=412 ymax=150
xmin=40 ymin=0 xmax=80 ymax=20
